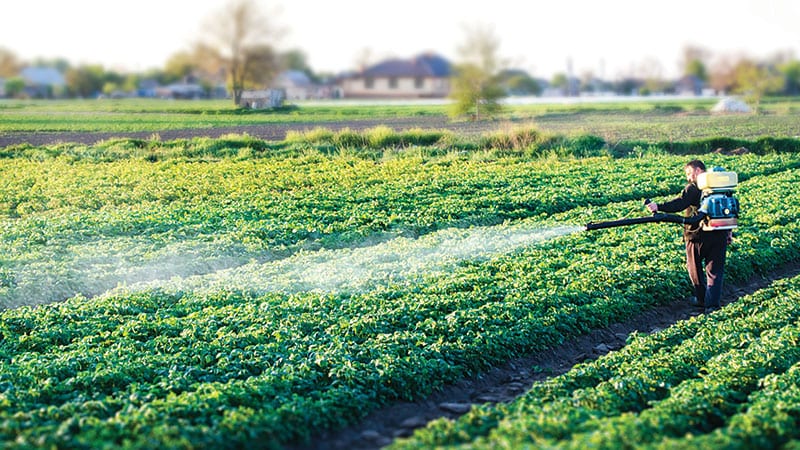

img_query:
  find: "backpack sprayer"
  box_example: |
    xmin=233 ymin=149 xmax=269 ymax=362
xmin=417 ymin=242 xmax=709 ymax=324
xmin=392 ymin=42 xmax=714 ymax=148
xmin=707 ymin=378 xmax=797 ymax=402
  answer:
xmin=585 ymin=168 xmax=740 ymax=231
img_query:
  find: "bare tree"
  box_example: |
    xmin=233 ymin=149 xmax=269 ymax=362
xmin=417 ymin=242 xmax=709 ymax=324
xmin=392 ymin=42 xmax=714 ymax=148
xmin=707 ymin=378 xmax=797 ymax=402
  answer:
xmin=353 ymin=47 xmax=374 ymax=72
xmin=197 ymin=0 xmax=284 ymax=105
xmin=164 ymin=51 xmax=199 ymax=81
xmin=709 ymin=55 xmax=737 ymax=94
xmin=636 ymin=57 xmax=666 ymax=94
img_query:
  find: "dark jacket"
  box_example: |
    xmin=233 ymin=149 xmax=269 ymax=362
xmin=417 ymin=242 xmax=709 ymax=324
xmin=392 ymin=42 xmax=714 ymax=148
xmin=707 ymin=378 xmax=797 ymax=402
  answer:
xmin=657 ymin=183 xmax=703 ymax=242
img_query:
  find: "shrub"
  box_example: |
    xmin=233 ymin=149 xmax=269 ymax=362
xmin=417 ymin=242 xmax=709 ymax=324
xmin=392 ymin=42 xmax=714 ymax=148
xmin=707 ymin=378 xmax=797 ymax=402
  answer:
xmin=478 ymin=126 xmax=542 ymax=151
xmin=333 ymin=128 xmax=367 ymax=148
xmin=366 ymin=126 xmax=397 ymax=148
xmin=285 ymin=127 xmax=335 ymax=144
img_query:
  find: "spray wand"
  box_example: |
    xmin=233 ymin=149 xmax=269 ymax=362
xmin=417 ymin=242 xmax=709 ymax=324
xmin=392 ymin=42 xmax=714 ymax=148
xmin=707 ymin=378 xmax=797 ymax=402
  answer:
xmin=585 ymin=199 xmax=693 ymax=231
xmin=585 ymin=168 xmax=740 ymax=232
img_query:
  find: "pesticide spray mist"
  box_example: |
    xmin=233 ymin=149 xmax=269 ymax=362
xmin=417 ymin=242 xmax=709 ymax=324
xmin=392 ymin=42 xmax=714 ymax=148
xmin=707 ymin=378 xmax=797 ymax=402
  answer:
xmin=0 ymin=237 xmax=249 ymax=308
xmin=109 ymin=223 xmax=582 ymax=298
xmin=1 ymin=223 xmax=581 ymax=307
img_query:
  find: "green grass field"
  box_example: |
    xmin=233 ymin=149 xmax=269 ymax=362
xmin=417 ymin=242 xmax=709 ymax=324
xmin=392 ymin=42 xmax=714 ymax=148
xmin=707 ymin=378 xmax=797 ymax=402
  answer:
xmin=1 ymin=97 xmax=799 ymax=143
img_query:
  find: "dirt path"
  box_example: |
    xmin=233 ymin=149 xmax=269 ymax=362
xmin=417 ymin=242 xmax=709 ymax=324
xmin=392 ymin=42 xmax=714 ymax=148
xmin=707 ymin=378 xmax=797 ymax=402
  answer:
xmin=295 ymin=259 xmax=800 ymax=450
xmin=0 ymin=118 xmax=499 ymax=147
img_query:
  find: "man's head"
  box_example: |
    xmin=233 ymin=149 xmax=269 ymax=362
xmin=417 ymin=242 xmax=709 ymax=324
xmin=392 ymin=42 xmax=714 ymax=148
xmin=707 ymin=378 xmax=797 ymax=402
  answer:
xmin=684 ymin=159 xmax=706 ymax=184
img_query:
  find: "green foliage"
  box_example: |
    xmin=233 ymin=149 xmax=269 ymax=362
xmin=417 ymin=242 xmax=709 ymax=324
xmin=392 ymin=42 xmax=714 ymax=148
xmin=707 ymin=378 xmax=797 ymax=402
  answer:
xmin=393 ymin=273 xmax=800 ymax=449
xmin=282 ymin=126 xmax=453 ymax=154
xmin=284 ymin=127 xmax=334 ymax=144
xmin=734 ymin=61 xmax=786 ymax=113
xmin=478 ymin=126 xmax=544 ymax=151
xmin=448 ymin=24 xmax=506 ymax=120
xmin=3 ymin=137 xmax=800 ymax=448
xmin=391 ymin=166 xmax=800 ymax=449
xmin=613 ymin=136 xmax=800 ymax=157
xmin=2 ymin=77 xmax=25 ymax=98
xmin=780 ymin=60 xmax=800 ymax=95
xmin=449 ymin=63 xmax=505 ymax=119
xmin=685 ymin=59 xmax=708 ymax=82
xmin=501 ymin=72 xmax=542 ymax=96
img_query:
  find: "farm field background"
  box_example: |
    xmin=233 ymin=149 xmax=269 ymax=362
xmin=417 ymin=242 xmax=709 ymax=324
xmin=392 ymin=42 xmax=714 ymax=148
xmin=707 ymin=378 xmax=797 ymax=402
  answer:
xmin=2 ymin=98 xmax=800 ymax=448
xmin=2 ymin=97 xmax=800 ymax=146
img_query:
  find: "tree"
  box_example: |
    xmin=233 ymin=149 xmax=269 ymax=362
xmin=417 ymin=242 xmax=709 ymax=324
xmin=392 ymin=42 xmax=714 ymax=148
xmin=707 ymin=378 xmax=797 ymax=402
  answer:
xmin=681 ymin=45 xmax=710 ymax=82
xmin=448 ymin=23 xmax=506 ymax=119
xmin=196 ymin=0 xmax=284 ymax=105
xmin=0 ymin=47 xmax=21 ymax=78
xmin=733 ymin=59 xmax=784 ymax=113
xmin=164 ymin=51 xmax=200 ymax=84
xmin=4 ymin=78 xmax=25 ymax=98
xmin=102 ymin=81 xmax=120 ymax=97
xmin=636 ymin=57 xmax=666 ymax=95
xmin=499 ymin=69 xmax=541 ymax=96
xmin=281 ymin=49 xmax=318 ymax=82
xmin=779 ymin=60 xmax=800 ymax=95
xmin=31 ymin=58 xmax=70 ymax=73
xmin=685 ymin=60 xmax=708 ymax=82
xmin=121 ymin=74 xmax=140 ymax=94
xmin=709 ymin=56 xmax=737 ymax=94
xmin=64 ymin=65 xmax=105 ymax=98
xmin=550 ymin=73 xmax=568 ymax=93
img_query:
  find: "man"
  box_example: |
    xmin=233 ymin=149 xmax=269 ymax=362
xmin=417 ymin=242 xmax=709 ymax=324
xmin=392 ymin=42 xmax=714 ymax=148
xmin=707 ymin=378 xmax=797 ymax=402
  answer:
xmin=646 ymin=159 xmax=731 ymax=314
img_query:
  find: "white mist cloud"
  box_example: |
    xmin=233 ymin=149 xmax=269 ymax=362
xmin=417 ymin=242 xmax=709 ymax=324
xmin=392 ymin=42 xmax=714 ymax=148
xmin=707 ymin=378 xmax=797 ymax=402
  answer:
xmin=2 ymin=221 xmax=580 ymax=308
xmin=111 ymin=224 xmax=581 ymax=297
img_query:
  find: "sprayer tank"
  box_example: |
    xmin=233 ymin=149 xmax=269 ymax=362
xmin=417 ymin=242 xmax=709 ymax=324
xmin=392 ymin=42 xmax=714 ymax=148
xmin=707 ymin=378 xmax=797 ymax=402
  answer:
xmin=697 ymin=171 xmax=738 ymax=193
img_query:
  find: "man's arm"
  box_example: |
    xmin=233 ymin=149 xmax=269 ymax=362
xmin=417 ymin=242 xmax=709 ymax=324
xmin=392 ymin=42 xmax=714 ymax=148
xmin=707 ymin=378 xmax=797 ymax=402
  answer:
xmin=655 ymin=184 xmax=699 ymax=213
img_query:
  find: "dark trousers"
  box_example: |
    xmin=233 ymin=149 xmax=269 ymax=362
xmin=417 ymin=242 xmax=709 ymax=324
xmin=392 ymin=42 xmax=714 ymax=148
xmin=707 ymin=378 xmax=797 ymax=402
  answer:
xmin=686 ymin=233 xmax=728 ymax=308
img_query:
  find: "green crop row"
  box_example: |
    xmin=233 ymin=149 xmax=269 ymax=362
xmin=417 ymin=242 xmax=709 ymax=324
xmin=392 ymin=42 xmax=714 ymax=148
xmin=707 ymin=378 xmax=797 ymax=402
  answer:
xmin=391 ymin=273 xmax=800 ymax=449
xmin=2 ymin=156 xmax=800 ymax=448
xmin=388 ymin=167 xmax=800 ymax=448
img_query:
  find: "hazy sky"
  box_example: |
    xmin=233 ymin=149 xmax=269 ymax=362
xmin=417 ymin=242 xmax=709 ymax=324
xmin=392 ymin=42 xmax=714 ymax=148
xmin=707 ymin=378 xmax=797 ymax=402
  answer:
xmin=2 ymin=0 xmax=798 ymax=79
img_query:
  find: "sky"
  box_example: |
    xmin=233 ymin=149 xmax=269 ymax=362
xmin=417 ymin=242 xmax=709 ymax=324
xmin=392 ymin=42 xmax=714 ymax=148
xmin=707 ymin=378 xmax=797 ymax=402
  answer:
xmin=2 ymin=0 xmax=799 ymax=80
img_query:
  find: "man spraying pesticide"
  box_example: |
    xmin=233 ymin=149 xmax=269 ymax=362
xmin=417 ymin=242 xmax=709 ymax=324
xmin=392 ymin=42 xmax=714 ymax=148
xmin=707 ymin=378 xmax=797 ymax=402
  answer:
xmin=586 ymin=160 xmax=738 ymax=314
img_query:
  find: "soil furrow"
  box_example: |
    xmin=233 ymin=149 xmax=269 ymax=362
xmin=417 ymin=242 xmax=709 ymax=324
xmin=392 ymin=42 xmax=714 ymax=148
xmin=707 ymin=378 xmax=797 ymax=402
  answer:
xmin=0 ymin=118 xmax=496 ymax=147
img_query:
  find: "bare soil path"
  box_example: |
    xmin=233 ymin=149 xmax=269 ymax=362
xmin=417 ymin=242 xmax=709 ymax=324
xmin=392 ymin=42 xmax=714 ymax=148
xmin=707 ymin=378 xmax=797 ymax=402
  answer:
xmin=0 ymin=118 xmax=498 ymax=147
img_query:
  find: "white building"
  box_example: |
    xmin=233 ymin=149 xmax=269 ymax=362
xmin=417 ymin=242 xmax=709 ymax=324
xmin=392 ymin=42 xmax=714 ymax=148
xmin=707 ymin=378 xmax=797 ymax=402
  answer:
xmin=339 ymin=53 xmax=452 ymax=99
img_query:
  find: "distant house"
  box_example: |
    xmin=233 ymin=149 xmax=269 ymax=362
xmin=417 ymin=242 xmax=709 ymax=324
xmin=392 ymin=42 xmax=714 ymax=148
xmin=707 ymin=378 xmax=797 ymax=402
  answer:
xmin=273 ymin=70 xmax=336 ymax=100
xmin=155 ymin=83 xmax=206 ymax=99
xmin=20 ymin=67 xmax=66 ymax=98
xmin=340 ymin=52 xmax=452 ymax=98
xmin=137 ymin=79 xmax=160 ymax=98
xmin=275 ymin=70 xmax=342 ymax=100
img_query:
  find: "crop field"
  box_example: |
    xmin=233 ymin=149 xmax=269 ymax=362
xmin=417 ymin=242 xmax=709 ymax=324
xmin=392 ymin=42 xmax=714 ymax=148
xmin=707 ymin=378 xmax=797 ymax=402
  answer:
xmin=2 ymin=99 xmax=800 ymax=449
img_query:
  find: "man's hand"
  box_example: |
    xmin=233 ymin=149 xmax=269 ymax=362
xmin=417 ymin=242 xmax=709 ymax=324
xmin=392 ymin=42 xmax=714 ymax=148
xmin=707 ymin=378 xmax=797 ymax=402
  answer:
xmin=727 ymin=231 xmax=733 ymax=245
xmin=646 ymin=202 xmax=658 ymax=213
